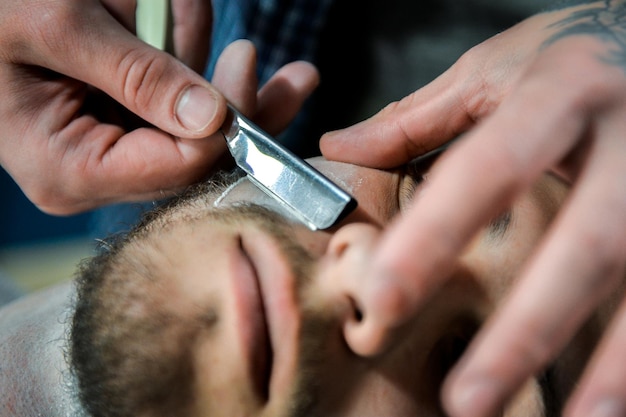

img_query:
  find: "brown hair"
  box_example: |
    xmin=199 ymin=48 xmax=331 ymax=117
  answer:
xmin=70 ymin=174 xmax=242 ymax=417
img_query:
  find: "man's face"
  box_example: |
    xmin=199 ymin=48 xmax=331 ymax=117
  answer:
xmin=143 ymin=156 xmax=570 ymax=417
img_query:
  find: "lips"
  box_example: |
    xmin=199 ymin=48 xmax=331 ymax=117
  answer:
xmin=231 ymin=235 xmax=273 ymax=401
xmin=240 ymin=228 xmax=301 ymax=401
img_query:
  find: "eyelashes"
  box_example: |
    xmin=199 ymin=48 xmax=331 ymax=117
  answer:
xmin=398 ymin=162 xmax=427 ymax=211
xmin=397 ymin=143 xmax=448 ymax=210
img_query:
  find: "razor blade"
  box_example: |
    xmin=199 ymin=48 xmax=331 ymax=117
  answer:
xmin=220 ymin=105 xmax=357 ymax=230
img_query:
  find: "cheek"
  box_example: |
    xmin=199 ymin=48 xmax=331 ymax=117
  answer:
xmin=460 ymin=233 xmax=530 ymax=302
xmin=319 ymin=374 xmax=425 ymax=417
xmin=193 ymin=332 xmax=259 ymax=417
xmin=291 ymin=227 xmax=331 ymax=258
xmin=461 ymin=195 xmax=555 ymax=299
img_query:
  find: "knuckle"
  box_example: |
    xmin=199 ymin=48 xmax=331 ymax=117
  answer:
xmin=27 ymin=172 xmax=86 ymax=215
xmin=378 ymin=99 xmax=432 ymax=157
xmin=26 ymin=183 xmax=72 ymax=215
xmin=451 ymin=46 xmax=494 ymax=115
xmin=25 ymin=157 xmax=92 ymax=215
xmin=118 ymin=50 xmax=173 ymax=115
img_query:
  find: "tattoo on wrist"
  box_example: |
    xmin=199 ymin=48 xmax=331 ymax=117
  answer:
xmin=543 ymin=0 xmax=626 ymax=72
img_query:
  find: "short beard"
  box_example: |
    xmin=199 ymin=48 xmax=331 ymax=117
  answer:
xmin=69 ymin=173 xmax=325 ymax=417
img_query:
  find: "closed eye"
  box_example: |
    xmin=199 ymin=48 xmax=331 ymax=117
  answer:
xmin=397 ymin=142 xmax=451 ymax=210
xmin=398 ymin=161 xmax=427 ymax=210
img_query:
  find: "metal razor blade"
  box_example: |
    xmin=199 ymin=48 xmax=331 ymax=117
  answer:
xmin=220 ymin=105 xmax=357 ymax=230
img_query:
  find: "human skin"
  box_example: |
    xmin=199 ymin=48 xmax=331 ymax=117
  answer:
xmin=183 ymin=159 xmax=563 ymax=417
xmin=319 ymin=2 xmax=626 ymax=416
xmin=67 ymin=152 xmax=620 ymax=417
xmin=0 ymin=33 xmax=320 ymax=417
xmin=0 ymin=154 xmax=618 ymax=416
xmin=0 ymin=0 xmax=318 ymax=215
xmin=0 ymin=0 xmax=219 ymax=213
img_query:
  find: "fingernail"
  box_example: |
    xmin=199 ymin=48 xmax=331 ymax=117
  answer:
xmin=176 ymin=85 xmax=217 ymax=132
xmin=447 ymin=379 xmax=497 ymax=417
xmin=589 ymin=399 xmax=624 ymax=417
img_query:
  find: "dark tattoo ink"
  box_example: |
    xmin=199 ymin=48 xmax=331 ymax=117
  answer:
xmin=542 ymin=1 xmax=626 ymax=72
xmin=544 ymin=0 xmax=599 ymax=11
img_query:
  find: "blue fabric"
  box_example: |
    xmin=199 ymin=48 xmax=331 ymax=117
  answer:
xmin=206 ymin=0 xmax=334 ymax=150
xmin=247 ymin=0 xmax=334 ymax=83
xmin=205 ymin=0 xmax=256 ymax=80
xmin=206 ymin=0 xmax=333 ymax=84
xmin=88 ymin=201 xmax=158 ymax=241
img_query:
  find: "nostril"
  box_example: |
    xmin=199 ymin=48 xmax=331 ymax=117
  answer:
xmin=349 ymin=297 xmax=363 ymax=322
xmin=427 ymin=317 xmax=480 ymax=391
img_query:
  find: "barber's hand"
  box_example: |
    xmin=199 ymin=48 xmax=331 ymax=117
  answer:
xmin=0 ymin=0 xmax=227 ymax=214
xmin=321 ymin=3 xmax=626 ymax=417
xmin=213 ymin=39 xmax=319 ymax=140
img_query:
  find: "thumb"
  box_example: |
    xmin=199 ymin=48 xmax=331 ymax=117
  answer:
xmin=30 ymin=3 xmax=227 ymax=138
xmin=320 ymin=69 xmax=475 ymax=168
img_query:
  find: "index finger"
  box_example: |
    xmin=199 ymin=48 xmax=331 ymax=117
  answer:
xmin=319 ymin=68 xmax=476 ymax=169
xmin=341 ymin=69 xmax=588 ymax=356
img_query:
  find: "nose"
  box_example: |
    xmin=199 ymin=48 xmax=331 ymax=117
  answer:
xmin=321 ymin=223 xmax=419 ymax=357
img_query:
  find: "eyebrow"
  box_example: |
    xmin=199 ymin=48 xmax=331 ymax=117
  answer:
xmin=486 ymin=210 xmax=512 ymax=241
xmin=487 ymin=209 xmax=513 ymax=239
